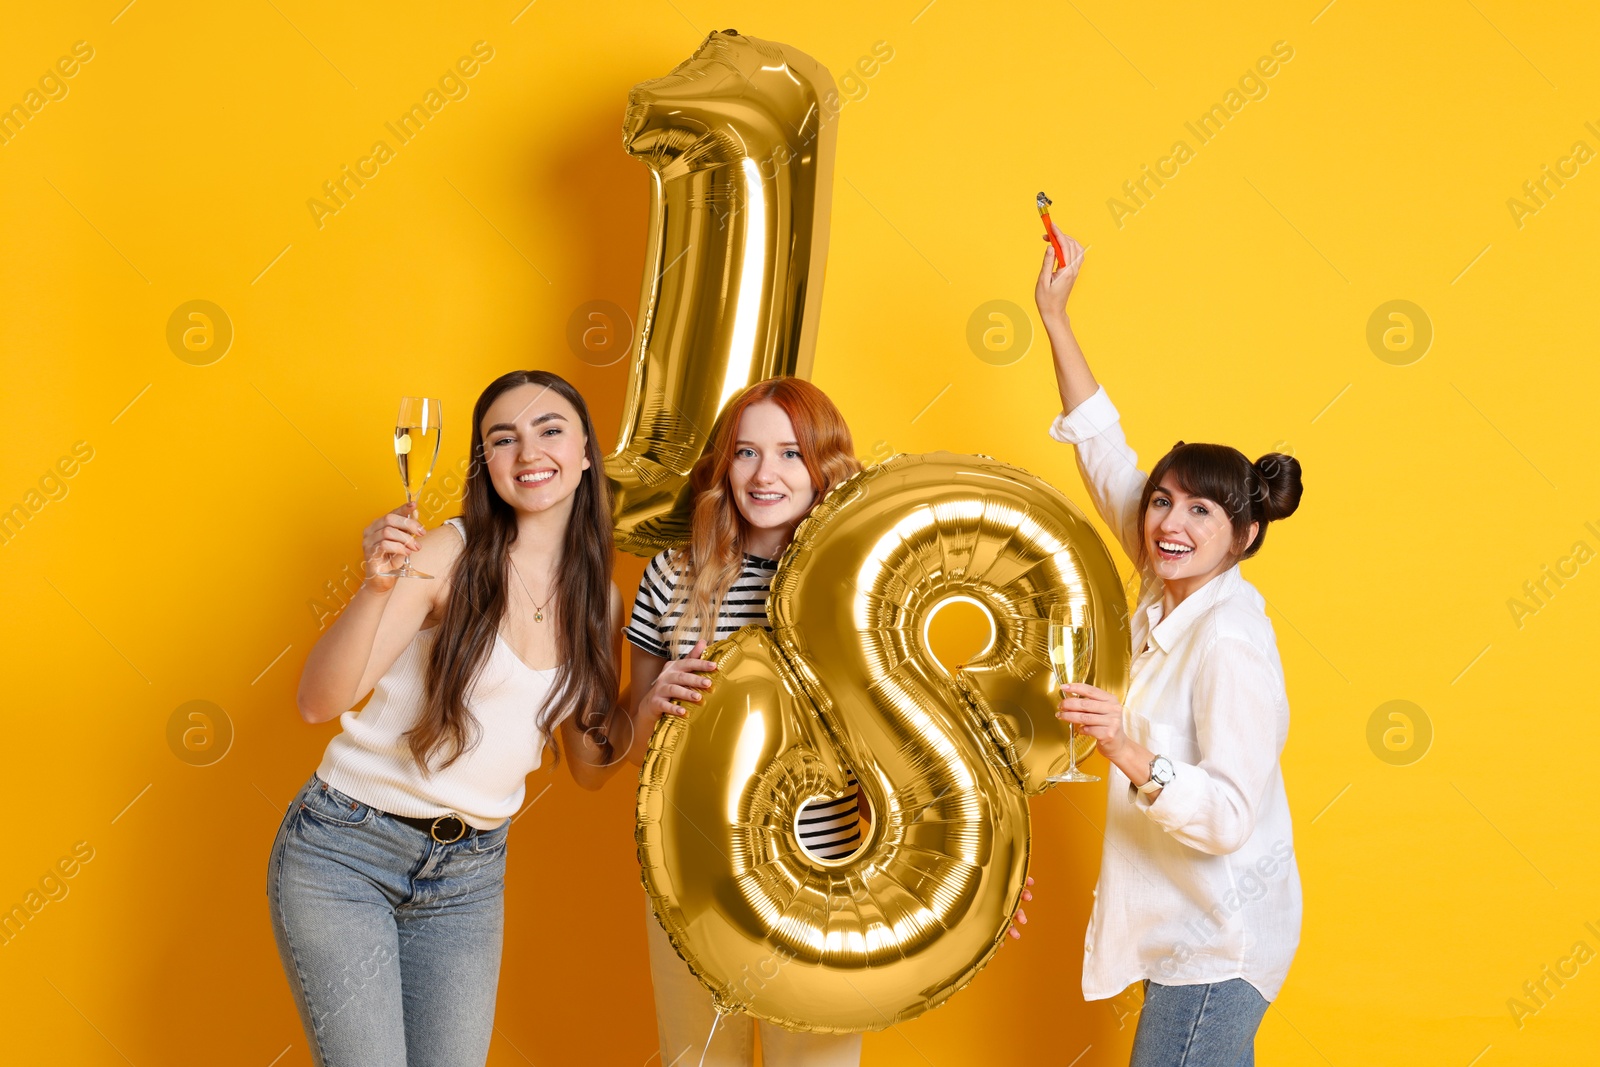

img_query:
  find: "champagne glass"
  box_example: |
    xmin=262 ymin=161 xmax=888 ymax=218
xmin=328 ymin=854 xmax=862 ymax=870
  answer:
xmin=1045 ymin=603 xmax=1100 ymax=784
xmin=379 ymin=396 xmax=442 ymax=579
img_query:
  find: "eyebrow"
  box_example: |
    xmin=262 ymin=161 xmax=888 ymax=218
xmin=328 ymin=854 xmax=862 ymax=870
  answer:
xmin=734 ymin=440 xmax=800 ymax=447
xmin=484 ymin=412 xmax=568 ymax=435
xmin=1155 ymin=483 xmax=1212 ymax=504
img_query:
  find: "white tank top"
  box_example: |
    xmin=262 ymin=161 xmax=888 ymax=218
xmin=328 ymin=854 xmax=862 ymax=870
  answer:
xmin=316 ymin=518 xmax=559 ymax=829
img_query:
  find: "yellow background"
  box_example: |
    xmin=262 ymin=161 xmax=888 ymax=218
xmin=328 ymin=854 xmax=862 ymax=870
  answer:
xmin=2 ymin=1 xmax=1595 ymax=1063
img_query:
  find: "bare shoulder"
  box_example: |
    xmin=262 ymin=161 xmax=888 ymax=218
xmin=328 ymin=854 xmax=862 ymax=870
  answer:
xmin=409 ymin=520 xmax=469 ymax=608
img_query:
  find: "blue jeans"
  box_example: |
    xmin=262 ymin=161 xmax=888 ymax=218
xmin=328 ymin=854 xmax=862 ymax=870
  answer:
xmin=267 ymin=774 xmax=510 ymax=1067
xmin=1129 ymin=978 xmax=1269 ymax=1067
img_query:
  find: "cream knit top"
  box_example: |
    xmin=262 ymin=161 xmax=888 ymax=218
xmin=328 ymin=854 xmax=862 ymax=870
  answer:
xmin=317 ymin=518 xmax=559 ymax=830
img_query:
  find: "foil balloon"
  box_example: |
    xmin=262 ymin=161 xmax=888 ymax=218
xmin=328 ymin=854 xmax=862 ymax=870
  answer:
xmin=606 ymin=30 xmax=837 ymax=556
xmin=637 ymin=452 xmax=1131 ymax=1032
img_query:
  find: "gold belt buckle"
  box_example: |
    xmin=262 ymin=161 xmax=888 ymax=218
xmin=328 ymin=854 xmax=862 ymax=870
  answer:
xmin=429 ymin=814 xmax=467 ymax=843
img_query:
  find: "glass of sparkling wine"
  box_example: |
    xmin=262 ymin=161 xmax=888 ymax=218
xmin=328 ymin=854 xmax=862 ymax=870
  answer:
xmin=1046 ymin=603 xmax=1100 ymax=784
xmin=379 ymin=396 xmax=442 ymax=580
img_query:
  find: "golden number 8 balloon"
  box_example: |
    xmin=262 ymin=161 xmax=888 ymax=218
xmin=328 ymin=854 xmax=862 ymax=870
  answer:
xmin=637 ymin=452 xmax=1131 ymax=1032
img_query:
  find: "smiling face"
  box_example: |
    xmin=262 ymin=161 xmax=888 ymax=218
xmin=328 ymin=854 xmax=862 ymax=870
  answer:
xmin=478 ymin=383 xmax=590 ymax=515
xmin=1144 ymin=479 xmax=1257 ymax=583
xmin=727 ymin=400 xmax=818 ymax=553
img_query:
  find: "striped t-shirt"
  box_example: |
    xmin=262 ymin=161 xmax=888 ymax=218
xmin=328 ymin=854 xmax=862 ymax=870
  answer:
xmin=625 ymin=548 xmax=863 ymax=861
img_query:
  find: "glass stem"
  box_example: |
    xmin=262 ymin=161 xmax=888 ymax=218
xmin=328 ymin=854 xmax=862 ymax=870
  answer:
xmin=400 ymin=490 xmax=415 ymax=577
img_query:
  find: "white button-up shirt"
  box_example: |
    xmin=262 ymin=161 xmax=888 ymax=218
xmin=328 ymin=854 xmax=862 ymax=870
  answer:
xmin=1048 ymin=383 xmax=1302 ymax=1002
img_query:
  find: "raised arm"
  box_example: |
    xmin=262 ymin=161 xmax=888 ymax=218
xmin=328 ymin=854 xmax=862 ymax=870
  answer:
xmin=295 ymin=503 xmax=458 ymax=723
xmin=1035 ymin=226 xmax=1098 ymax=414
xmin=1035 ymin=224 xmax=1150 ymax=566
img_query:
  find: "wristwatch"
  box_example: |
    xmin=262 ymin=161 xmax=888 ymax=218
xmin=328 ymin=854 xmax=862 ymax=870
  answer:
xmin=1137 ymin=755 xmax=1175 ymax=795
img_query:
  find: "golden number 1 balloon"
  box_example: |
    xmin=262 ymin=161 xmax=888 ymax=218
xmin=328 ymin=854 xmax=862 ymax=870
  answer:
xmin=606 ymin=31 xmax=837 ymax=556
xmin=637 ymin=452 xmax=1131 ymax=1032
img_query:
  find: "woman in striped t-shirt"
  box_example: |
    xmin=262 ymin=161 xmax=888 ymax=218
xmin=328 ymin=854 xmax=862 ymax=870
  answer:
xmin=623 ymin=377 xmax=866 ymax=1066
xmin=625 ymin=549 xmax=864 ymax=860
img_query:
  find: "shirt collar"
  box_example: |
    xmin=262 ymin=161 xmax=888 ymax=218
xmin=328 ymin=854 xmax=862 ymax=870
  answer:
xmin=1145 ymin=563 xmax=1242 ymax=654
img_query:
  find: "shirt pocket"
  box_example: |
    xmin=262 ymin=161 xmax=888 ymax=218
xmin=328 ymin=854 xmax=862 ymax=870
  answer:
xmin=1123 ymin=706 xmax=1156 ymax=751
xmin=1144 ymin=719 xmax=1197 ymax=765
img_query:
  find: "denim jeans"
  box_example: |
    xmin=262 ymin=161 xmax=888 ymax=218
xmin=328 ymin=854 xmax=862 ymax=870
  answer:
xmin=643 ymin=898 xmax=862 ymax=1066
xmin=1129 ymin=978 xmax=1270 ymax=1067
xmin=267 ymin=774 xmax=509 ymax=1067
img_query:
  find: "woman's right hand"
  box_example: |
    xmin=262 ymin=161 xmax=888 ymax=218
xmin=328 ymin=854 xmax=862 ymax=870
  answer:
xmin=1034 ymin=222 xmax=1085 ymax=328
xmin=640 ymin=639 xmax=718 ymax=720
xmin=360 ymin=501 xmax=426 ymax=593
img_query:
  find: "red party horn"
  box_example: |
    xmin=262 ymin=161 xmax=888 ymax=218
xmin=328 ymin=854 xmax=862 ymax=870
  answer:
xmin=1037 ymin=191 xmax=1066 ymax=270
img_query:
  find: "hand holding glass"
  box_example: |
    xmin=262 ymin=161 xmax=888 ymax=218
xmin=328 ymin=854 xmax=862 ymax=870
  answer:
xmin=1046 ymin=605 xmax=1099 ymax=784
xmin=379 ymin=396 xmax=442 ymax=580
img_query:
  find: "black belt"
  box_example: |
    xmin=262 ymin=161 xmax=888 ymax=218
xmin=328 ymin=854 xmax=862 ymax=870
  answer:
xmin=386 ymin=810 xmax=477 ymax=843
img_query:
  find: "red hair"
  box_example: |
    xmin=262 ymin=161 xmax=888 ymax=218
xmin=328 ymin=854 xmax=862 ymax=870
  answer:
xmin=668 ymin=378 xmax=859 ymax=653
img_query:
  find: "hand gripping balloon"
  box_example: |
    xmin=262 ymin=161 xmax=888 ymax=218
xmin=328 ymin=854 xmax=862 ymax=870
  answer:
xmin=1037 ymin=191 xmax=1067 ymax=270
xmin=637 ymin=452 xmax=1131 ymax=1032
xmin=605 ymin=31 xmax=838 ymax=556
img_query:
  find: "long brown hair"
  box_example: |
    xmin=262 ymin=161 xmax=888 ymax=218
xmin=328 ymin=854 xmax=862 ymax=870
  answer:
xmin=668 ymin=377 xmax=859 ymax=652
xmin=409 ymin=370 xmax=617 ymax=772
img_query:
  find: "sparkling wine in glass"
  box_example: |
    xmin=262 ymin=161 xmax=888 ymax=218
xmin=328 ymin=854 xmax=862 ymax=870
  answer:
xmin=380 ymin=396 xmax=442 ymax=580
xmin=1045 ymin=603 xmax=1100 ymax=784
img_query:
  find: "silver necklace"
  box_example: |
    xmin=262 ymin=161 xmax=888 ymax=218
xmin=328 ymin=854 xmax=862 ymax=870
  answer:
xmin=508 ymin=558 xmax=557 ymax=623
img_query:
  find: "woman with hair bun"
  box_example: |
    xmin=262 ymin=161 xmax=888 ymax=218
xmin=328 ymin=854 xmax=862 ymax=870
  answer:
xmin=1034 ymin=223 xmax=1304 ymax=1067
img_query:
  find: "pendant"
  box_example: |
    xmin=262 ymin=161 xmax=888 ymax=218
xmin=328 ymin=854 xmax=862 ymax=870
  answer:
xmin=534 ymin=610 xmax=544 ymax=623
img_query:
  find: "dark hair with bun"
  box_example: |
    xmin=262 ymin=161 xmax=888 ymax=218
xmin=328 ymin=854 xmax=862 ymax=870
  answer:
xmin=1133 ymin=441 xmax=1303 ymax=571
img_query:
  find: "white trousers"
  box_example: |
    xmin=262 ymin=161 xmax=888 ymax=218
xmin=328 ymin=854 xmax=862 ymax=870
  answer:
xmin=644 ymin=901 xmax=863 ymax=1067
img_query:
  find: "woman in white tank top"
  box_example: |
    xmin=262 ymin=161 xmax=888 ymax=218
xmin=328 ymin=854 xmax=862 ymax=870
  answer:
xmin=267 ymin=370 xmax=625 ymax=1067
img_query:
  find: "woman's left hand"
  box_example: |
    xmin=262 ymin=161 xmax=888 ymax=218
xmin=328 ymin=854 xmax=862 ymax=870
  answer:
xmin=1003 ymin=876 xmax=1035 ymax=943
xmin=1056 ymin=683 xmax=1127 ymax=759
xmin=1034 ymin=223 xmax=1085 ymax=327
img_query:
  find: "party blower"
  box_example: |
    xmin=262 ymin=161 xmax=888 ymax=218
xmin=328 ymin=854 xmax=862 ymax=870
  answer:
xmin=1037 ymin=191 xmax=1067 ymax=269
